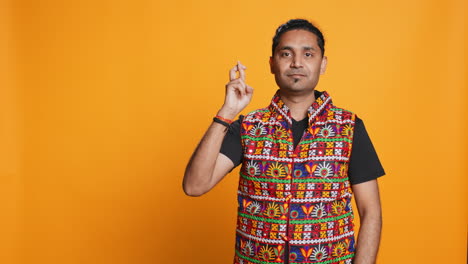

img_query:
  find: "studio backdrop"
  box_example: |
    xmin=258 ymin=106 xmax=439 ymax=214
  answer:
xmin=1 ymin=0 xmax=466 ymax=263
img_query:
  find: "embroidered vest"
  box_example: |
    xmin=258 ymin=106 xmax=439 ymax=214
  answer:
xmin=234 ymin=91 xmax=356 ymax=264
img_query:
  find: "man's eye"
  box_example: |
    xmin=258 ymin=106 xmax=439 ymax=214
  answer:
xmin=282 ymin=52 xmax=290 ymax=57
xmin=305 ymin=53 xmax=313 ymax=57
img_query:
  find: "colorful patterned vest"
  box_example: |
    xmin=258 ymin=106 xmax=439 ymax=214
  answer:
xmin=234 ymin=91 xmax=356 ymax=264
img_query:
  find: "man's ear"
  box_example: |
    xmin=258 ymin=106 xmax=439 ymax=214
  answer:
xmin=320 ymin=56 xmax=328 ymax=75
xmin=269 ymin=56 xmax=274 ymax=74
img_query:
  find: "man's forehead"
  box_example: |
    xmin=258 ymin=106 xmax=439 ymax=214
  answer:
xmin=276 ymin=30 xmax=319 ymax=49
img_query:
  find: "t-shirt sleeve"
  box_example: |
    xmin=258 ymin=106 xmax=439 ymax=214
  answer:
xmin=220 ymin=116 xmax=243 ymax=168
xmin=348 ymin=116 xmax=386 ymax=185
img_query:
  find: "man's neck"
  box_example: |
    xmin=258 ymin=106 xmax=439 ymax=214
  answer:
xmin=279 ymin=90 xmax=316 ymax=121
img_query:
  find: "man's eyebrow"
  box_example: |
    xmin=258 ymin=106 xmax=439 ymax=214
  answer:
xmin=279 ymin=46 xmax=317 ymax=51
xmin=279 ymin=46 xmax=293 ymax=51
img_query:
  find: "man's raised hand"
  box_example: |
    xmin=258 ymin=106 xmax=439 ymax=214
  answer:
xmin=218 ymin=61 xmax=254 ymax=120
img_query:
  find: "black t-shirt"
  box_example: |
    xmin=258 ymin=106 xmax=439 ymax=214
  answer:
xmin=220 ymin=115 xmax=385 ymax=185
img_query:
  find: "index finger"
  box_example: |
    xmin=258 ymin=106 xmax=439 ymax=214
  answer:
xmin=238 ymin=61 xmax=246 ymax=81
xmin=229 ymin=65 xmax=238 ymax=81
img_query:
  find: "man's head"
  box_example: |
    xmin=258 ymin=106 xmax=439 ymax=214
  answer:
xmin=270 ymin=19 xmax=328 ymax=95
xmin=272 ymin=19 xmax=325 ymax=57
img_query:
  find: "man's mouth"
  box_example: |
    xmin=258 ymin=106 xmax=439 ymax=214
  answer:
xmin=287 ymin=73 xmax=306 ymax=77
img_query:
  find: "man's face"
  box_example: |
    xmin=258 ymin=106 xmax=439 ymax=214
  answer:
xmin=270 ymin=29 xmax=327 ymax=94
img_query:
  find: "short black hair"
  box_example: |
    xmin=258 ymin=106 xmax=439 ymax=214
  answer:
xmin=272 ymin=19 xmax=325 ymax=56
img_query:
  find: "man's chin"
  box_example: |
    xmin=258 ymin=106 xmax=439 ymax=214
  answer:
xmin=279 ymin=85 xmax=315 ymax=94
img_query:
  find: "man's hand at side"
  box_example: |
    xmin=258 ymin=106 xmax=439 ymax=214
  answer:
xmin=183 ymin=62 xmax=253 ymax=197
xmin=352 ymin=179 xmax=382 ymax=264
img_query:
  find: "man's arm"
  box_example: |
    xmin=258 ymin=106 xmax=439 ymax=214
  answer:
xmin=183 ymin=125 xmax=235 ymax=196
xmin=183 ymin=62 xmax=253 ymax=196
xmin=352 ymin=179 xmax=382 ymax=264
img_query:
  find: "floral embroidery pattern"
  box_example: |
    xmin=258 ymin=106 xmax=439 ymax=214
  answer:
xmin=235 ymin=91 xmax=356 ymax=263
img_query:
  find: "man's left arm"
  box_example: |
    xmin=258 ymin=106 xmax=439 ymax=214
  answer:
xmin=352 ymin=179 xmax=382 ymax=264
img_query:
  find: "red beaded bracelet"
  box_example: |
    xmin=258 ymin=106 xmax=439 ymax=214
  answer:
xmin=213 ymin=115 xmax=233 ymax=128
xmin=215 ymin=115 xmax=233 ymax=124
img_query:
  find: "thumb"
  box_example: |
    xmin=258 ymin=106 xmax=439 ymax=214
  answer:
xmin=246 ymin=85 xmax=254 ymax=94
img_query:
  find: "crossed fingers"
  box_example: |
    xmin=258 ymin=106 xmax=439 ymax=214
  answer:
xmin=230 ymin=61 xmax=246 ymax=81
xmin=227 ymin=61 xmax=251 ymax=96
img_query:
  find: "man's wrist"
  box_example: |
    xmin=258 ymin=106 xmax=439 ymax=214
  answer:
xmin=217 ymin=107 xmax=238 ymax=121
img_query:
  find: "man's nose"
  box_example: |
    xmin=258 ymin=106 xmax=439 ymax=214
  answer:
xmin=290 ymin=54 xmax=303 ymax=68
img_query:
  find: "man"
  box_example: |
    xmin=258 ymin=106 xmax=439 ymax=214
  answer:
xmin=183 ymin=19 xmax=385 ymax=264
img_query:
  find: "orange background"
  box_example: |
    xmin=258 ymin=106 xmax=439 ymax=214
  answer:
xmin=1 ymin=0 xmax=467 ymax=263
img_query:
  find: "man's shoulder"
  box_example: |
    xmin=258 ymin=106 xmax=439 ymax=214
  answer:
xmin=328 ymin=104 xmax=354 ymax=115
xmin=327 ymin=103 xmax=358 ymax=121
xmin=242 ymin=107 xmax=271 ymax=122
